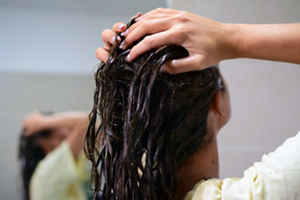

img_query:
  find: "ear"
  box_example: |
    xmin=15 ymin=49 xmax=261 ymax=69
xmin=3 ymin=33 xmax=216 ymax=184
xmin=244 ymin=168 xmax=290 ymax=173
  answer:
xmin=210 ymin=91 xmax=226 ymax=116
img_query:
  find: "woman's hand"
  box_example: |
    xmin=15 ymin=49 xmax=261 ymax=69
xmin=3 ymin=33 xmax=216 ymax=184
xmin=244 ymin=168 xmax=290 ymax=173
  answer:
xmin=22 ymin=112 xmax=48 ymax=137
xmin=97 ymin=8 xmax=300 ymax=73
xmin=95 ymin=13 xmax=142 ymax=63
xmin=96 ymin=8 xmax=234 ymax=74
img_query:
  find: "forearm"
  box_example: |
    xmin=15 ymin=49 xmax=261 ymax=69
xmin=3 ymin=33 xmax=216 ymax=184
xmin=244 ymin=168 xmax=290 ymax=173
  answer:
xmin=42 ymin=111 xmax=89 ymax=131
xmin=44 ymin=112 xmax=90 ymax=157
xmin=67 ymin=121 xmax=89 ymax=158
xmin=226 ymin=23 xmax=300 ymax=64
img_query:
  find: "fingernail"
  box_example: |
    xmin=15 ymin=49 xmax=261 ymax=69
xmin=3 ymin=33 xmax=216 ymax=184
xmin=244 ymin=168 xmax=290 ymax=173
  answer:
xmin=119 ymin=24 xmax=126 ymax=31
xmin=136 ymin=12 xmax=142 ymax=17
xmin=159 ymin=65 xmax=164 ymax=73
xmin=117 ymin=36 xmax=121 ymax=43
xmin=119 ymin=41 xmax=125 ymax=49
xmin=135 ymin=16 xmax=142 ymax=21
xmin=110 ymin=36 xmax=116 ymax=44
xmin=126 ymin=54 xmax=130 ymax=62
xmin=120 ymin=29 xmax=128 ymax=37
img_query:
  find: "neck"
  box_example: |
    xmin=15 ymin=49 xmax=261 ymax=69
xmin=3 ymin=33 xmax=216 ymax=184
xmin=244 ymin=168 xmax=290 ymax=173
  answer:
xmin=175 ymin=133 xmax=219 ymax=200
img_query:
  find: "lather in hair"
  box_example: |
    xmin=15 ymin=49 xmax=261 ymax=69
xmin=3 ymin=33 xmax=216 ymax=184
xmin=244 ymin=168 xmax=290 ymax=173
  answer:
xmin=85 ymin=18 xmax=225 ymax=200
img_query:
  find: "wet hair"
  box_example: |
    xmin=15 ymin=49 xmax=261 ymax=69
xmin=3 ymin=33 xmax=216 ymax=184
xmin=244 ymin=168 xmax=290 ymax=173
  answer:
xmin=85 ymin=18 xmax=225 ymax=200
xmin=18 ymin=112 xmax=52 ymax=200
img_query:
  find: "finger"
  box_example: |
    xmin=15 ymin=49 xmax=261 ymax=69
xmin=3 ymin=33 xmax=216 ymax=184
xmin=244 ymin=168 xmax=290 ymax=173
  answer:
xmin=125 ymin=12 xmax=174 ymax=36
xmin=119 ymin=9 xmax=177 ymax=45
xmin=112 ymin=22 xmax=127 ymax=33
xmin=123 ymin=9 xmax=177 ymax=37
xmin=121 ymin=18 xmax=173 ymax=50
xmin=162 ymin=55 xmax=206 ymax=74
xmin=127 ymin=30 xmax=177 ymax=62
xmin=102 ymin=29 xmax=121 ymax=47
xmin=131 ymin=12 xmax=142 ymax=19
xmin=95 ymin=48 xmax=110 ymax=62
xmin=143 ymin=7 xmax=177 ymax=18
xmin=103 ymin=43 xmax=111 ymax=52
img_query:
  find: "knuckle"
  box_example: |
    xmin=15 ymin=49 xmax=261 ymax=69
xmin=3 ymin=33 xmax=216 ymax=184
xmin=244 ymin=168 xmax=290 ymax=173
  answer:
xmin=141 ymin=20 xmax=151 ymax=30
xmin=143 ymin=36 xmax=154 ymax=46
xmin=175 ymin=24 xmax=185 ymax=33
xmin=155 ymin=7 xmax=164 ymax=13
xmin=175 ymin=11 xmax=188 ymax=22
xmin=171 ymin=27 xmax=188 ymax=43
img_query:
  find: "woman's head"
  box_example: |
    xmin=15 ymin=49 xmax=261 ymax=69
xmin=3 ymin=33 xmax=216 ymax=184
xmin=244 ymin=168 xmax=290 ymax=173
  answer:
xmin=85 ymin=19 xmax=230 ymax=200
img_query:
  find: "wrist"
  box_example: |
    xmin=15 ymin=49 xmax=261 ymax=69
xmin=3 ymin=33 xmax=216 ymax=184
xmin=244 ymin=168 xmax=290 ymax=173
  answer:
xmin=41 ymin=115 xmax=52 ymax=130
xmin=220 ymin=23 xmax=244 ymax=60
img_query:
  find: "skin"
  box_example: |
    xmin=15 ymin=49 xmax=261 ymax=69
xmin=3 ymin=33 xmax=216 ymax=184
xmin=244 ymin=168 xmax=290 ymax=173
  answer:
xmin=175 ymin=77 xmax=231 ymax=200
xmin=95 ymin=8 xmax=299 ymax=196
xmin=97 ymin=10 xmax=235 ymax=197
xmin=22 ymin=111 xmax=89 ymax=158
xmin=37 ymin=128 xmax=69 ymax=154
xmin=97 ymin=8 xmax=300 ymax=74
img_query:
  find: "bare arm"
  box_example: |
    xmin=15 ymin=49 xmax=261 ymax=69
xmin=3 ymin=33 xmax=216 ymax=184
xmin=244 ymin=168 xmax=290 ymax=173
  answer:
xmin=22 ymin=111 xmax=89 ymax=158
xmin=97 ymin=8 xmax=300 ymax=74
xmin=48 ymin=112 xmax=89 ymax=158
xmin=228 ymin=23 xmax=300 ymax=64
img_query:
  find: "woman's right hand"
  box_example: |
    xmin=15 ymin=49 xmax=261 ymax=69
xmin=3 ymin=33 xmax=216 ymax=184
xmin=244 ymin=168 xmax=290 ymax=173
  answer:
xmin=96 ymin=8 xmax=235 ymax=74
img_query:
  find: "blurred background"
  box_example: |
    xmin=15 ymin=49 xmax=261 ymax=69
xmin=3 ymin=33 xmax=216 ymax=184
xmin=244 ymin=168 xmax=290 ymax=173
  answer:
xmin=1 ymin=0 xmax=300 ymax=199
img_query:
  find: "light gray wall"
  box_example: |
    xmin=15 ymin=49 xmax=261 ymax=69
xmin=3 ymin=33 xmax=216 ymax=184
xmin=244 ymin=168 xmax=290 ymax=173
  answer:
xmin=0 ymin=73 xmax=95 ymax=200
xmin=169 ymin=0 xmax=300 ymax=178
xmin=0 ymin=0 xmax=166 ymax=75
xmin=0 ymin=1 xmax=165 ymax=199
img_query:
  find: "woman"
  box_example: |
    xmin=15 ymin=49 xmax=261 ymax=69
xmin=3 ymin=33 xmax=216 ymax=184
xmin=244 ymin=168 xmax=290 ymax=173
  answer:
xmin=19 ymin=111 xmax=92 ymax=200
xmin=86 ymin=17 xmax=227 ymax=199
xmin=90 ymin=9 xmax=300 ymax=200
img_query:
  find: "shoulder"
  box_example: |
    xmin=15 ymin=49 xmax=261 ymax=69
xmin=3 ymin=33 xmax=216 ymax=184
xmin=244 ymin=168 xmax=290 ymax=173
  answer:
xmin=183 ymin=179 xmax=224 ymax=200
xmin=29 ymin=141 xmax=88 ymax=200
xmin=184 ymin=131 xmax=300 ymax=200
xmin=33 ymin=141 xmax=74 ymax=177
xmin=30 ymin=141 xmax=83 ymax=189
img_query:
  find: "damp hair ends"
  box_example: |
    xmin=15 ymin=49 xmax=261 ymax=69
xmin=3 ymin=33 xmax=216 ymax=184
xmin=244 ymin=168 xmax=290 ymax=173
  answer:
xmin=85 ymin=18 xmax=225 ymax=200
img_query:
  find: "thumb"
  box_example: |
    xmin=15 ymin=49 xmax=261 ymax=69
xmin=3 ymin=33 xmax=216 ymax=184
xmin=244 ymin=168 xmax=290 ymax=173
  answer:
xmin=162 ymin=54 xmax=206 ymax=74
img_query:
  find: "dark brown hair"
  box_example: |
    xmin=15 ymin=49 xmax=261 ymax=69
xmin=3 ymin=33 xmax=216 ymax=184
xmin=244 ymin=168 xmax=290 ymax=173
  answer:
xmin=18 ymin=111 xmax=53 ymax=200
xmin=85 ymin=18 xmax=225 ymax=200
xmin=19 ymin=129 xmax=51 ymax=200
